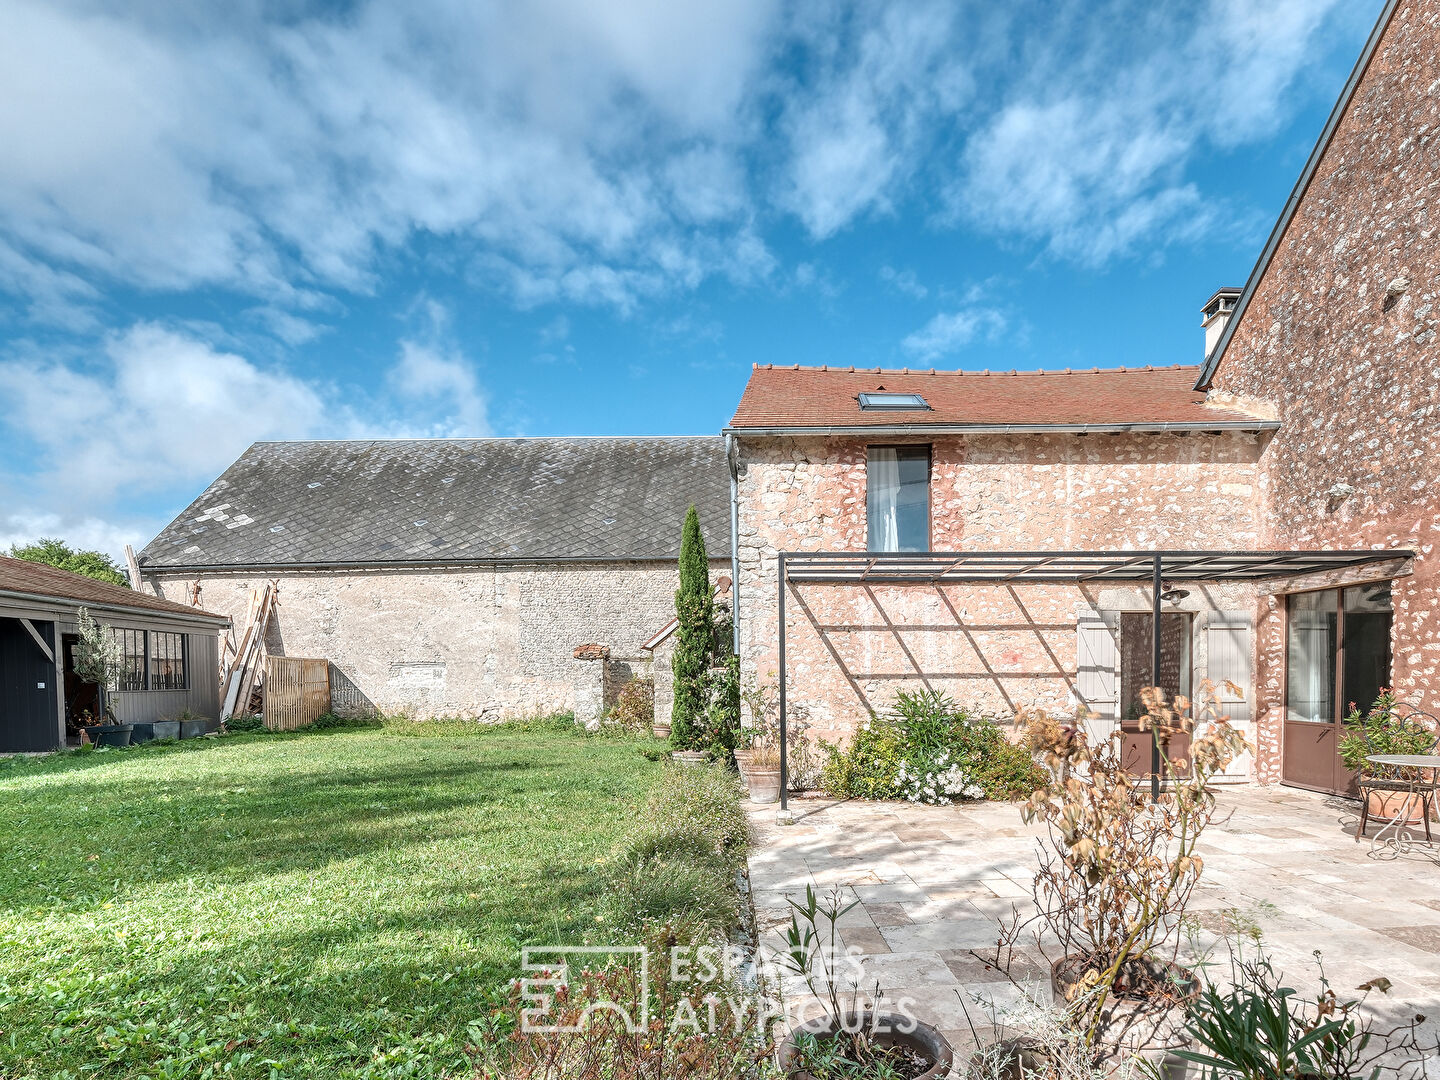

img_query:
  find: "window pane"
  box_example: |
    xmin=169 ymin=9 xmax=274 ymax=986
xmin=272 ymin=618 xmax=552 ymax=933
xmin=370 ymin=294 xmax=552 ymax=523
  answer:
xmin=1342 ymin=582 xmax=1392 ymax=716
xmin=867 ymin=446 xmax=929 ymax=552
xmin=117 ymin=629 xmax=146 ymax=692
xmin=1286 ymin=590 xmax=1336 ymax=724
xmin=150 ymin=632 xmax=187 ymax=691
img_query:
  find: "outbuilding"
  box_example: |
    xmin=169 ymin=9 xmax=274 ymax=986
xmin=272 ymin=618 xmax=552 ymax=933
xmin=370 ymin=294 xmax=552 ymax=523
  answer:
xmin=0 ymin=556 xmax=230 ymax=752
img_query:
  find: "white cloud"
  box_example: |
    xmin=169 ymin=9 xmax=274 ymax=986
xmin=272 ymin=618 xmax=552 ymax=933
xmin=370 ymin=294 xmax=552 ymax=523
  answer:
xmin=902 ymin=307 xmax=1006 ymax=362
xmin=0 ymin=511 xmax=155 ymax=566
xmin=947 ymin=0 xmax=1359 ymax=263
xmin=0 ymin=325 xmax=332 ymax=505
xmin=777 ymin=2 xmax=972 ymax=238
xmin=879 ymin=265 xmax=927 ymax=299
xmin=0 ymin=0 xmax=782 ymax=320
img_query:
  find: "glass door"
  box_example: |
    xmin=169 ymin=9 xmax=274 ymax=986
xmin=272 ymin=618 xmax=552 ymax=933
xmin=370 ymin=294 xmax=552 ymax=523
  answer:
xmin=1282 ymin=583 xmax=1393 ymax=795
xmin=1119 ymin=612 xmax=1193 ymax=777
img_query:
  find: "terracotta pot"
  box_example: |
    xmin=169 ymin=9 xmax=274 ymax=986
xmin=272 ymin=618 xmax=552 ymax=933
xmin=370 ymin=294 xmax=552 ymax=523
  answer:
xmin=745 ymin=766 xmax=782 ymax=804
xmin=671 ymin=750 xmax=709 ymax=766
xmin=652 ymin=722 xmax=672 ymax=741
xmin=1366 ymin=788 xmax=1430 ymax=826
xmin=778 ymin=1011 xmax=952 ymax=1080
xmin=732 ymin=748 xmax=755 ymax=774
xmin=1052 ymin=955 xmax=1198 ymax=1064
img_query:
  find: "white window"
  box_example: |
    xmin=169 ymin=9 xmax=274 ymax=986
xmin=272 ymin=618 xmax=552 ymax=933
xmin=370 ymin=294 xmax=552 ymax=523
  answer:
xmin=866 ymin=446 xmax=930 ymax=552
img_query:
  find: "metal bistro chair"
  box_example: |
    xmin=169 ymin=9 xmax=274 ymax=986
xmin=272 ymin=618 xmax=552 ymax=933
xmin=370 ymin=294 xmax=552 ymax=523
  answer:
xmin=1354 ymin=704 xmax=1440 ymax=844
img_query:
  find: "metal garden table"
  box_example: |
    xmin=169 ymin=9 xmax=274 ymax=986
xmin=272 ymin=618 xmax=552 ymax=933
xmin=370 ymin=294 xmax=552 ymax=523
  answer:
xmin=1362 ymin=754 xmax=1440 ymax=858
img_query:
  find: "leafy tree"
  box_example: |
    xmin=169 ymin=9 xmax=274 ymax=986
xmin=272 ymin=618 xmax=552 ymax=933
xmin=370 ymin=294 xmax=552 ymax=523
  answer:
xmin=74 ymin=607 xmax=123 ymax=723
xmin=8 ymin=538 xmax=129 ymax=587
xmin=670 ymin=505 xmax=713 ymax=750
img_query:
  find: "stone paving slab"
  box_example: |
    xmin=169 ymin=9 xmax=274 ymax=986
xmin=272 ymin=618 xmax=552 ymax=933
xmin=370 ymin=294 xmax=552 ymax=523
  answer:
xmin=749 ymin=786 xmax=1440 ymax=1070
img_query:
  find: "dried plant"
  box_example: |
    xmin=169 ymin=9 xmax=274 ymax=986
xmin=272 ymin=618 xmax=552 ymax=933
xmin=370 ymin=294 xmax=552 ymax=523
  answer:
xmin=740 ymin=673 xmax=823 ymax=790
xmin=484 ymin=926 xmax=775 ymax=1079
xmin=995 ymin=682 xmax=1250 ymax=1049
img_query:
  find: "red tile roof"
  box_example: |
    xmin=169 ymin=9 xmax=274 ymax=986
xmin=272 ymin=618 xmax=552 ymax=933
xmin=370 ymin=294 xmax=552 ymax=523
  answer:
xmin=728 ymin=364 xmax=1271 ymax=431
xmin=0 ymin=556 xmax=229 ymax=623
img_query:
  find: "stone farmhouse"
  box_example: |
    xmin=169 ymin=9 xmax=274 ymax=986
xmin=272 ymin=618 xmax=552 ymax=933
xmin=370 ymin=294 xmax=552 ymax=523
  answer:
xmin=140 ymin=0 xmax=1437 ymax=795
xmin=728 ymin=0 xmax=1439 ymax=794
xmin=139 ymin=438 xmax=730 ymax=720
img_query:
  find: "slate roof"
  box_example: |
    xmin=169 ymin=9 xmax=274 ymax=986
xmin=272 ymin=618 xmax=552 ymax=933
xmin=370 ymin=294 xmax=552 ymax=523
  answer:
xmin=0 ymin=556 xmax=229 ymax=623
xmin=140 ymin=438 xmax=731 ymax=570
xmin=728 ymin=364 xmax=1273 ymax=431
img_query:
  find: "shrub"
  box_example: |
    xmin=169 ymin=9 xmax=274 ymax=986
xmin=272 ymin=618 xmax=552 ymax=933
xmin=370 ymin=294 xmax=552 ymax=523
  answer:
xmin=223 ymin=714 xmax=266 ymax=734
xmin=670 ymin=506 xmax=713 ymax=751
xmin=1337 ymin=688 xmax=1436 ymax=773
xmin=607 ymin=678 xmax=655 ymax=736
xmin=821 ymin=691 xmax=1046 ymax=804
xmin=615 ymin=763 xmax=750 ymax=935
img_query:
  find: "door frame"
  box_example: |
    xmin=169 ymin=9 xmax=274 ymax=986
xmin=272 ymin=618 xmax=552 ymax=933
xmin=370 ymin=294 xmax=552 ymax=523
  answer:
xmin=1280 ymin=580 xmax=1394 ymax=797
xmin=1117 ymin=609 xmax=1196 ymax=778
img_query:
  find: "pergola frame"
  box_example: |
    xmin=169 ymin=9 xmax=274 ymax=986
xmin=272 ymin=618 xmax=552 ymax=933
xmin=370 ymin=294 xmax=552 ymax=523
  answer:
xmin=775 ymin=548 xmax=1411 ymax=806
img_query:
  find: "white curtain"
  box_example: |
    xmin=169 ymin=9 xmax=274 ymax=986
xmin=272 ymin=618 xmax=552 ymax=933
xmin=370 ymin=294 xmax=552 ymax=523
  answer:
xmin=870 ymin=448 xmax=900 ymax=551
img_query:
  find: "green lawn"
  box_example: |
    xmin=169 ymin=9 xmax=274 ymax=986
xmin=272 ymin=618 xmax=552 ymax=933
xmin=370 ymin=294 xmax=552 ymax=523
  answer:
xmin=0 ymin=721 xmax=747 ymax=1079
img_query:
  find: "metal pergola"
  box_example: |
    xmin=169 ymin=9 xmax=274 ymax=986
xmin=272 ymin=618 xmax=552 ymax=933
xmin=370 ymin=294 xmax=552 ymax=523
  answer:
xmin=775 ymin=548 xmax=1412 ymax=805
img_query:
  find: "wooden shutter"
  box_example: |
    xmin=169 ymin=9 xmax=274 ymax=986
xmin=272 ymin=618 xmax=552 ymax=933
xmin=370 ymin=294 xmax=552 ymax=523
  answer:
xmin=1206 ymin=610 xmax=1253 ymax=778
xmin=1077 ymin=610 xmax=1119 ymax=740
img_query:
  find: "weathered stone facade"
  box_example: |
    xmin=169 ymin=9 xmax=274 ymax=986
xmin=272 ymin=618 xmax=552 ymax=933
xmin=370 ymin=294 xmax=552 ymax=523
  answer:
xmin=1207 ymin=0 xmax=1440 ymax=779
xmin=147 ymin=560 xmax=725 ymax=719
xmin=734 ymin=433 xmax=1266 ymax=758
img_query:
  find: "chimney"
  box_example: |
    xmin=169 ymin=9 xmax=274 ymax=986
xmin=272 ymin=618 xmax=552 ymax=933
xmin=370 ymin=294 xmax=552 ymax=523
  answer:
xmin=1202 ymin=287 xmax=1242 ymax=358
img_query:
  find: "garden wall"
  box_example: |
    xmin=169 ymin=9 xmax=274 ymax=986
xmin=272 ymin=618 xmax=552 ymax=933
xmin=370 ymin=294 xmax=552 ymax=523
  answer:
xmin=145 ymin=559 xmax=726 ymax=719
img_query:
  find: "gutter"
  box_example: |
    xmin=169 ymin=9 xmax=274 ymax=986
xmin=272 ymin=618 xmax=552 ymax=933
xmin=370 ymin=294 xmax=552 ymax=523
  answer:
xmin=726 ymin=432 xmax=741 ymax=654
xmin=721 ymin=419 xmax=1279 ymax=437
xmin=1195 ymin=0 xmax=1402 ymax=391
xmin=138 ymin=554 xmax=720 ymax=575
xmin=0 ymin=590 xmax=231 ymax=628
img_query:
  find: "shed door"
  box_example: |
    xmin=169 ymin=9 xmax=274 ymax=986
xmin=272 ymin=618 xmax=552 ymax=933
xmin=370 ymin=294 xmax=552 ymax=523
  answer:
xmin=0 ymin=618 xmax=60 ymax=752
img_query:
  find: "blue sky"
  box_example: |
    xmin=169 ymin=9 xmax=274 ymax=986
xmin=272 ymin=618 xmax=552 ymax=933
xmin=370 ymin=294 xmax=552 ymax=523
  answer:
xmin=0 ymin=0 xmax=1385 ymax=560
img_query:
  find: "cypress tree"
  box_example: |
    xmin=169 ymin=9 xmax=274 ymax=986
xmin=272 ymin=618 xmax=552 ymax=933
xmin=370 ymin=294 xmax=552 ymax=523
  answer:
xmin=670 ymin=505 xmax=713 ymax=749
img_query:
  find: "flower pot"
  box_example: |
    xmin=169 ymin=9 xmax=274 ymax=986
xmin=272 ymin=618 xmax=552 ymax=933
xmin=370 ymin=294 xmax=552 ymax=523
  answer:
xmin=733 ymin=748 xmax=755 ymax=774
xmin=671 ymin=750 xmax=709 ymax=766
xmin=151 ymin=720 xmax=181 ymax=741
xmin=179 ymin=719 xmax=208 ymax=739
xmin=1366 ymin=788 xmax=1430 ymax=826
xmin=778 ymin=1010 xmax=952 ymax=1080
xmin=88 ymin=724 xmax=133 ymax=748
xmin=745 ymin=766 xmax=782 ymax=804
xmin=1052 ymin=955 xmax=1198 ymax=1065
xmin=652 ymin=722 xmax=672 ymax=741
xmin=969 ymin=1037 xmax=1056 ymax=1080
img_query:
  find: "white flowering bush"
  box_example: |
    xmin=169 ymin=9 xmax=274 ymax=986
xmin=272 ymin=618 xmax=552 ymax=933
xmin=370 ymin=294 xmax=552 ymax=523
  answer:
xmin=823 ymin=691 xmax=1047 ymax=803
xmin=896 ymin=752 xmax=986 ymax=805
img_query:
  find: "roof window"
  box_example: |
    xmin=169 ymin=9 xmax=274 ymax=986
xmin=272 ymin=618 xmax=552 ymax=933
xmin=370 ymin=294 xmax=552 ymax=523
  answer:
xmin=858 ymin=391 xmax=929 ymax=411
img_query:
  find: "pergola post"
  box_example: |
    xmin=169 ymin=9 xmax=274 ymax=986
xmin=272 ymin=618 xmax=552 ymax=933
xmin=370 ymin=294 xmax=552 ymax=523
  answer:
xmin=778 ymin=552 xmax=788 ymax=813
xmin=1151 ymin=554 xmax=1162 ymax=801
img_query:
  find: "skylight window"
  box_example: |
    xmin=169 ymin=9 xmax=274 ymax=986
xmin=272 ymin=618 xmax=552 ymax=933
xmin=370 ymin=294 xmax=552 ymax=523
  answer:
xmin=858 ymin=392 xmax=929 ymax=411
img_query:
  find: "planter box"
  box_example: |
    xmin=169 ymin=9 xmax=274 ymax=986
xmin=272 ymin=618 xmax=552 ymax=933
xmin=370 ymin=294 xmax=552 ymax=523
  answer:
xmin=88 ymin=724 xmax=133 ymax=748
xmin=151 ymin=720 xmax=181 ymax=741
xmin=179 ymin=719 xmax=209 ymax=739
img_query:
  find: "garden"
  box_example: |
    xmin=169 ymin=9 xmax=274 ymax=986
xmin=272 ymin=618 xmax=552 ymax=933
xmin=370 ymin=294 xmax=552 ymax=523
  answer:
xmin=0 ymin=716 xmax=749 ymax=1079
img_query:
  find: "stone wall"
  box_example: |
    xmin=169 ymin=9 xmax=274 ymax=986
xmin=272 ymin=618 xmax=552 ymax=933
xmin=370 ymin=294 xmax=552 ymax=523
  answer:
xmin=733 ymin=433 xmax=1266 ymax=751
xmin=146 ymin=560 xmax=725 ymax=719
xmin=1208 ymin=0 xmax=1440 ymax=770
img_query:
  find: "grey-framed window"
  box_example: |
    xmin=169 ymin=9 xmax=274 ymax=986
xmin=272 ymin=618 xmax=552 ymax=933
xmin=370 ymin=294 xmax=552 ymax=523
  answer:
xmin=867 ymin=445 xmax=930 ymax=552
xmin=117 ymin=629 xmax=146 ymax=691
xmin=150 ymin=632 xmax=187 ymax=691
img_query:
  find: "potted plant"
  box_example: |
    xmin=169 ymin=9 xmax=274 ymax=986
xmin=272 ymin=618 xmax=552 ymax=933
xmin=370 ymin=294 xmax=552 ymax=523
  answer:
xmin=985 ymin=683 xmax=1248 ymax=1069
xmin=176 ymin=709 xmax=211 ymax=739
xmin=776 ymin=885 xmax=953 ymax=1079
xmin=73 ymin=608 xmax=131 ymax=748
xmin=1339 ymin=689 xmax=1437 ymax=825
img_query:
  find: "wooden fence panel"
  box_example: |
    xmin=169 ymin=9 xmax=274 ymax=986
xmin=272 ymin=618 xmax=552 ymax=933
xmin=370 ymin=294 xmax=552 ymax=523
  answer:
xmin=264 ymin=657 xmax=331 ymax=731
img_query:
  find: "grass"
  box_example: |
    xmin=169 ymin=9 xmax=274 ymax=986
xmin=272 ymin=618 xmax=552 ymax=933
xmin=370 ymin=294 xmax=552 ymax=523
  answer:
xmin=0 ymin=718 xmax=749 ymax=1079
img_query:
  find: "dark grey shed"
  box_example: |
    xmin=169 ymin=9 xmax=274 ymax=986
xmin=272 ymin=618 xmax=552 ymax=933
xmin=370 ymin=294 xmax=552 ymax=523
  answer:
xmin=0 ymin=556 xmax=230 ymax=753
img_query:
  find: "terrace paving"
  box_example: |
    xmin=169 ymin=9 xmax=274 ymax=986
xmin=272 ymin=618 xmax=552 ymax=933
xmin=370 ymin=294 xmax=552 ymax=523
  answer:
xmin=748 ymin=785 xmax=1440 ymax=1071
